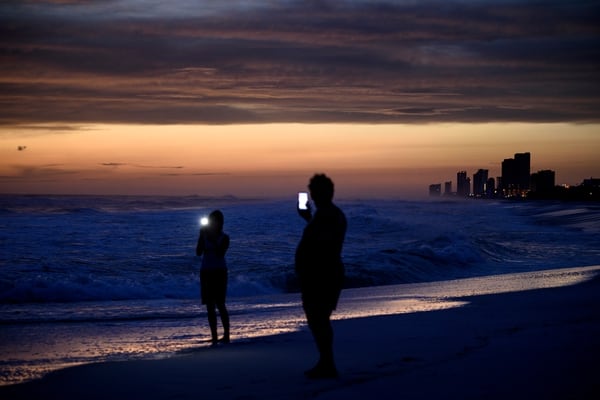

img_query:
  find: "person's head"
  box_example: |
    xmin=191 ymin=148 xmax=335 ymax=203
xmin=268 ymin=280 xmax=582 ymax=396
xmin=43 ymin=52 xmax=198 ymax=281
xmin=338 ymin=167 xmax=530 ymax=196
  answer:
xmin=208 ymin=210 xmax=224 ymax=232
xmin=308 ymin=173 xmax=335 ymax=206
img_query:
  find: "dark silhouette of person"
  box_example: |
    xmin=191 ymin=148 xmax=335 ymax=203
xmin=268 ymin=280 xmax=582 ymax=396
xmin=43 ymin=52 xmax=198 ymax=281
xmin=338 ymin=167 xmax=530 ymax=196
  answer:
xmin=295 ymin=174 xmax=347 ymax=379
xmin=196 ymin=209 xmax=230 ymax=346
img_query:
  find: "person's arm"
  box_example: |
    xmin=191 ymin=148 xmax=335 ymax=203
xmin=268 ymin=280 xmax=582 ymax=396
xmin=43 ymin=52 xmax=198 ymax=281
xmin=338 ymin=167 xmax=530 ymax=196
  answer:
xmin=297 ymin=201 xmax=312 ymax=222
xmin=196 ymin=229 xmax=206 ymax=256
xmin=216 ymin=234 xmax=230 ymax=258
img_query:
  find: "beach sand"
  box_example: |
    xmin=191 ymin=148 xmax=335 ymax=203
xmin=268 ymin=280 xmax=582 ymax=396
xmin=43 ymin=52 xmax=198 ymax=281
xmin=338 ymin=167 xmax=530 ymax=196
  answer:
xmin=2 ymin=271 xmax=599 ymax=400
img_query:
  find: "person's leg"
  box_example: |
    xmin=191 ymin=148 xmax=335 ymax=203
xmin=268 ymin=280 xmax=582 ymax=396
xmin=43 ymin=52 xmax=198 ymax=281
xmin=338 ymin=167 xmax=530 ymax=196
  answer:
xmin=216 ymin=302 xmax=230 ymax=343
xmin=206 ymin=302 xmax=218 ymax=345
xmin=305 ymin=305 xmax=337 ymax=378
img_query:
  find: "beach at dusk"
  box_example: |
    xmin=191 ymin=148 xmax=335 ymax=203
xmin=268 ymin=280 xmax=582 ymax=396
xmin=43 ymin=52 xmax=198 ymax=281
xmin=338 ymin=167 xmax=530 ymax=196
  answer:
xmin=2 ymin=266 xmax=599 ymax=400
xmin=1 ymin=1 xmax=599 ymax=399
xmin=1 ymin=196 xmax=599 ymax=398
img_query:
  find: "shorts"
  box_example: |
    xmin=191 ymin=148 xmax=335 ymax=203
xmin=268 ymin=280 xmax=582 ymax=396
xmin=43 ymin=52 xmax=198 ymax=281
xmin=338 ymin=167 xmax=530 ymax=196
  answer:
xmin=200 ymin=268 xmax=228 ymax=305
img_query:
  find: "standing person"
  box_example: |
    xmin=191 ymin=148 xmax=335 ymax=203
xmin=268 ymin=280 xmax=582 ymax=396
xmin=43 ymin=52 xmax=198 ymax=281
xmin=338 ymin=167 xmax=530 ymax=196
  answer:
xmin=296 ymin=174 xmax=347 ymax=379
xmin=196 ymin=209 xmax=230 ymax=346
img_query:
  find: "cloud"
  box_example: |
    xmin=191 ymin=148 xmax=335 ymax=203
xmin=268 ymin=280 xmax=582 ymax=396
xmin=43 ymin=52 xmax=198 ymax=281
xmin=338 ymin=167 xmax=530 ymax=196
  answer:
xmin=100 ymin=163 xmax=184 ymax=169
xmin=1 ymin=0 xmax=599 ymax=124
xmin=163 ymin=172 xmax=230 ymax=177
xmin=98 ymin=163 xmax=230 ymax=177
xmin=100 ymin=163 xmax=127 ymax=167
xmin=0 ymin=164 xmax=77 ymax=183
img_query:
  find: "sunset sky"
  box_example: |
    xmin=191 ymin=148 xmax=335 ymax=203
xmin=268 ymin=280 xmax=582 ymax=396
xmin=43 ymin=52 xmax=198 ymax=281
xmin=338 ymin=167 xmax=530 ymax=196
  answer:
xmin=1 ymin=0 xmax=599 ymax=198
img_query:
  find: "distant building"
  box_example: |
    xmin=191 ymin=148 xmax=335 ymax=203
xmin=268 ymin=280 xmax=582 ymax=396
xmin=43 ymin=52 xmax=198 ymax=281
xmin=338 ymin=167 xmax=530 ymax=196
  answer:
xmin=531 ymin=170 xmax=555 ymax=193
xmin=579 ymin=178 xmax=600 ymax=200
xmin=582 ymin=178 xmax=600 ymax=188
xmin=528 ymin=175 xmax=598 ymax=201
xmin=501 ymin=152 xmax=530 ymax=197
xmin=457 ymin=171 xmax=471 ymax=197
xmin=429 ymin=183 xmax=442 ymax=197
xmin=444 ymin=181 xmax=452 ymax=196
xmin=473 ymin=169 xmax=489 ymax=197
xmin=486 ymin=177 xmax=496 ymax=197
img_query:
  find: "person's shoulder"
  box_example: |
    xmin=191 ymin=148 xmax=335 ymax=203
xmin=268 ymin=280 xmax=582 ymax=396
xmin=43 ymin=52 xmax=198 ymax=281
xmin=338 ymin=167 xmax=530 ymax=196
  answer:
xmin=320 ymin=203 xmax=346 ymax=222
xmin=332 ymin=203 xmax=347 ymax=226
xmin=332 ymin=203 xmax=346 ymax=216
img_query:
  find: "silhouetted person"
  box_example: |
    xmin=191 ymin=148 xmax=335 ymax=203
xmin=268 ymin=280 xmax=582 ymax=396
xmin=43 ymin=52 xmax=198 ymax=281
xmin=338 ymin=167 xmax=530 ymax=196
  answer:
xmin=196 ymin=210 xmax=230 ymax=346
xmin=296 ymin=174 xmax=347 ymax=379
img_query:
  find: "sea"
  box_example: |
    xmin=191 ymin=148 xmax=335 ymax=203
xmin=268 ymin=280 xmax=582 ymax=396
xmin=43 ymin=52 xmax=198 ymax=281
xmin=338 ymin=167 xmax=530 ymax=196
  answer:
xmin=1 ymin=194 xmax=599 ymax=385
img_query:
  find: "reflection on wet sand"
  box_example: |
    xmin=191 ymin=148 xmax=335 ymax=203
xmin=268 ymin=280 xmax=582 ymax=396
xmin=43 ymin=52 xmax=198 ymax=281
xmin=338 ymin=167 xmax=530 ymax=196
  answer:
xmin=1 ymin=265 xmax=598 ymax=386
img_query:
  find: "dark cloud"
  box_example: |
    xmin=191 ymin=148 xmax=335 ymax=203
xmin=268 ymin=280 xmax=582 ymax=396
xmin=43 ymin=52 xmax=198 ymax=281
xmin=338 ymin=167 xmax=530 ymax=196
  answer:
xmin=8 ymin=124 xmax=89 ymax=131
xmin=100 ymin=163 xmax=127 ymax=167
xmin=164 ymin=172 xmax=230 ymax=177
xmin=0 ymin=164 xmax=77 ymax=183
xmin=1 ymin=0 xmax=598 ymax=124
xmin=100 ymin=163 xmax=183 ymax=169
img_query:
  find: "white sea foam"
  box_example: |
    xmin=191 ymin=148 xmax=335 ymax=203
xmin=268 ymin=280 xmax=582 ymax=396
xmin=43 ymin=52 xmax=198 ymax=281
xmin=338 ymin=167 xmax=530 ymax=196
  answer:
xmin=1 ymin=196 xmax=599 ymax=304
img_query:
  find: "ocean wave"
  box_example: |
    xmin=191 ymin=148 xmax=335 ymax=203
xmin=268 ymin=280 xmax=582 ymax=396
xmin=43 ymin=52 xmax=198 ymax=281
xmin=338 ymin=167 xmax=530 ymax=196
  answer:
xmin=1 ymin=197 xmax=599 ymax=304
xmin=530 ymin=203 xmax=600 ymax=233
xmin=0 ymin=298 xmax=203 ymax=325
xmin=0 ymin=271 xmax=196 ymax=304
xmin=0 ymin=194 xmax=246 ymax=215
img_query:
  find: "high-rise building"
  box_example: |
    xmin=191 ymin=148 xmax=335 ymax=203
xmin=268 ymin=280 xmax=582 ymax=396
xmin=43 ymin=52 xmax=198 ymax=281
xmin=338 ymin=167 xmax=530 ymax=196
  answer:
xmin=531 ymin=170 xmax=555 ymax=193
xmin=473 ymin=169 xmax=489 ymax=197
xmin=457 ymin=171 xmax=471 ymax=197
xmin=444 ymin=181 xmax=452 ymax=196
xmin=501 ymin=152 xmax=530 ymax=197
xmin=429 ymin=183 xmax=442 ymax=197
xmin=486 ymin=177 xmax=496 ymax=197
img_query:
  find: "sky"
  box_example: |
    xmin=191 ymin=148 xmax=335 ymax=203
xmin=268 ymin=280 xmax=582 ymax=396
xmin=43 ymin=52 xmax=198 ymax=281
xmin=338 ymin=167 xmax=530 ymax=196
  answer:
xmin=1 ymin=0 xmax=599 ymax=198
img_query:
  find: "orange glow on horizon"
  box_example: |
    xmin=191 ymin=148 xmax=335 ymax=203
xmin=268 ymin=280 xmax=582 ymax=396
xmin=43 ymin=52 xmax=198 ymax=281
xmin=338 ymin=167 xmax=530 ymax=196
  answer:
xmin=1 ymin=123 xmax=598 ymax=198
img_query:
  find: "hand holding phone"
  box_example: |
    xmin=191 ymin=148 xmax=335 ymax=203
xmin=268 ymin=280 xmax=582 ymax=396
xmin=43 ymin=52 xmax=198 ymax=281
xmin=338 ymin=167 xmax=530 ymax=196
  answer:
xmin=297 ymin=192 xmax=312 ymax=221
xmin=298 ymin=192 xmax=309 ymax=210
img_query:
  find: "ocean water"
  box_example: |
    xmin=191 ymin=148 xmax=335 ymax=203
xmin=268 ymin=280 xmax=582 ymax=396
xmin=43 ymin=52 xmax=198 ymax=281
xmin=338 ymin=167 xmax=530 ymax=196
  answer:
xmin=0 ymin=195 xmax=599 ymax=385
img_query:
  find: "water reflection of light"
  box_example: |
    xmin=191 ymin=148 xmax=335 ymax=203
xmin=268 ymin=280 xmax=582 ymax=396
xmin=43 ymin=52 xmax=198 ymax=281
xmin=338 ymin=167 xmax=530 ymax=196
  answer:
xmin=226 ymin=266 xmax=599 ymax=339
xmin=2 ymin=265 xmax=598 ymax=386
xmin=332 ymin=265 xmax=598 ymax=321
xmin=334 ymin=298 xmax=470 ymax=320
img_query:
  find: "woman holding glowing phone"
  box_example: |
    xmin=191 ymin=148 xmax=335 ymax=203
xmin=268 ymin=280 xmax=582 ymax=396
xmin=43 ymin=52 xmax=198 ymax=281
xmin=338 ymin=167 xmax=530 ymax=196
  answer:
xmin=196 ymin=210 xmax=230 ymax=346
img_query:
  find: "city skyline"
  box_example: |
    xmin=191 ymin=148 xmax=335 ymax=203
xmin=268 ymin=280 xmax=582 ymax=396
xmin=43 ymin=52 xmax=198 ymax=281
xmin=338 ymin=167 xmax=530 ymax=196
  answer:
xmin=429 ymin=151 xmax=598 ymax=199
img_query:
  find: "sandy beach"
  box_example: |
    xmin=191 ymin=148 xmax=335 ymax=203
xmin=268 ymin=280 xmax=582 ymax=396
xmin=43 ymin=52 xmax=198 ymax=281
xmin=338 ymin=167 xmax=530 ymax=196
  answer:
xmin=2 ymin=267 xmax=599 ymax=400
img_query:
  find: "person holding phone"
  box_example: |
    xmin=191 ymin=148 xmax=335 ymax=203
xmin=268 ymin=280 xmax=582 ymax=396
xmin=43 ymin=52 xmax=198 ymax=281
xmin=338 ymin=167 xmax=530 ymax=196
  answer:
xmin=295 ymin=174 xmax=347 ymax=379
xmin=196 ymin=209 xmax=230 ymax=346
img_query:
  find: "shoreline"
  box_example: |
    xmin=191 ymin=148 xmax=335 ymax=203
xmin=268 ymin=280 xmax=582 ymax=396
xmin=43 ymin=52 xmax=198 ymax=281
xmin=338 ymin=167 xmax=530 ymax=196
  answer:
xmin=2 ymin=267 xmax=599 ymax=399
